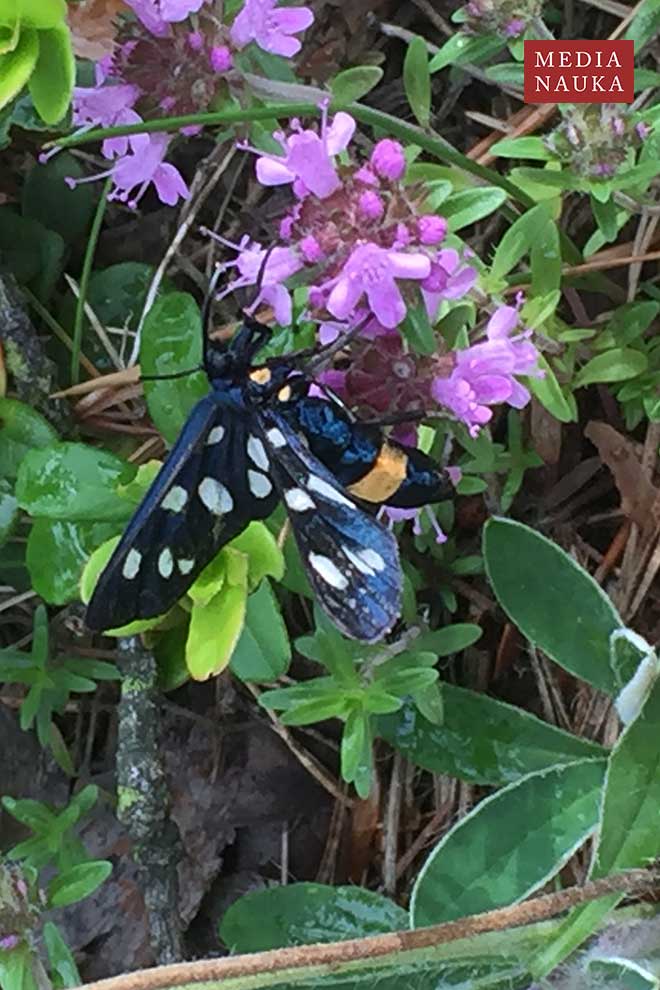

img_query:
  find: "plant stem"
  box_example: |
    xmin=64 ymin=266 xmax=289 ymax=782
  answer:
xmin=78 ymin=868 xmax=658 ymax=990
xmin=70 ymin=177 xmax=112 ymax=385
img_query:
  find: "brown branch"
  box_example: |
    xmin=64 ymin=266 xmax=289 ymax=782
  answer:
xmin=77 ymin=868 xmax=659 ymax=990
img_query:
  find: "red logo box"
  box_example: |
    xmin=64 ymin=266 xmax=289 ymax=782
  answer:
xmin=524 ymin=40 xmax=634 ymax=103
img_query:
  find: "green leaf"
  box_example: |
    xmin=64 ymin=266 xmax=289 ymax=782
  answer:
xmin=606 ymin=301 xmax=659 ymax=347
xmin=26 ymin=518 xmax=118 ymax=604
xmin=528 ymin=354 xmax=575 ymax=423
xmin=591 ymin=194 xmax=619 ymax=243
xmin=27 ymin=22 xmax=73 ymax=125
xmin=529 ymin=675 xmax=660 ymax=980
xmin=403 ymin=35 xmax=431 ymax=128
xmin=140 ymin=292 xmax=209 ymax=444
xmin=401 ymin=303 xmax=436 ymax=355
xmin=230 ymin=579 xmax=291 ymax=682
xmin=415 ymin=624 xmax=483 ymax=656
xmin=515 ymin=167 xmax=578 ymax=190
xmin=623 ymin=0 xmax=660 ymax=46
xmin=47 ymin=860 xmax=112 ymax=908
xmin=490 ymin=137 xmax=552 ymax=161
xmin=0 ymin=397 xmax=58 ymax=479
xmin=484 ymin=62 xmax=525 ymax=87
xmin=443 ymin=187 xmax=507 ymax=232
xmin=491 ymin=204 xmax=554 ymax=282
xmin=0 ymin=207 xmax=64 ymax=293
xmin=341 ymin=707 xmax=371 ymax=794
xmin=16 ymin=442 xmax=136 ymax=521
xmin=43 ymin=921 xmax=81 ymax=989
xmin=229 ymin=521 xmax=285 ymax=588
xmin=220 ymin=883 xmax=408 ymax=952
xmin=186 ymin=580 xmax=248 ymax=680
xmin=573 ymin=349 xmax=648 ymax=388
xmin=330 ymin=66 xmax=383 ymax=103
xmin=411 ymin=759 xmax=606 ymax=927
xmin=378 ymin=688 xmax=605 ymax=786
xmin=429 ymin=33 xmax=505 ymax=73
xmin=1 ymin=796 xmax=56 ymax=831
xmin=9 ymin=0 xmax=67 ymax=29
xmin=22 ymin=152 xmax=95 ymax=244
xmin=0 ymin=26 xmax=38 ymax=112
xmin=531 ymin=215 xmax=561 ymax=296
xmin=483 ymin=518 xmax=623 ymax=694
xmin=0 ymin=479 xmax=18 ymax=546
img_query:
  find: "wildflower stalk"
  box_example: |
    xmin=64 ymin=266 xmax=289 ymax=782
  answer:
xmin=46 ymin=101 xmax=532 ymax=209
xmin=71 ymin=177 xmax=112 ymax=385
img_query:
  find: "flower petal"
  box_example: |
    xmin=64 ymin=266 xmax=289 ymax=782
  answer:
xmin=271 ymin=6 xmax=314 ymax=33
xmin=327 ymin=275 xmax=364 ymax=320
xmin=366 ymin=277 xmax=406 ymax=328
xmin=153 ymin=163 xmax=190 ymax=205
xmin=326 ymin=111 xmax=356 ymax=154
xmin=487 ymin=304 xmax=519 ymax=338
xmin=387 ymin=251 xmax=431 ymax=280
xmin=255 ymin=157 xmax=296 ymax=186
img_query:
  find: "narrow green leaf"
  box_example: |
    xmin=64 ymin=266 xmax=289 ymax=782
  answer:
xmin=27 ymin=22 xmax=73 ymax=125
xmin=0 ymin=26 xmax=38 ymax=112
xmin=47 ymin=860 xmax=112 ymax=908
xmin=43 ymin=922 xmax=81 ymax=989
xmin=220 ymin=884 xmax=408 ymax=952
xmin=528 ymin=354 xmax=575 ymax=423
xmin=491 ymin=204 xmax=553 ymax=282
xmin=490 ymin=137 xmax=552 ymax=161
xmin=574 ymin=349 xmax=648 ymax=388
xmin=403 ymin=35 xmax=431 ymax=128
xmin=623 ymin=0 xmax=660 ymax=46
xmin=411 ymin=759 xmax=606 ymax=927
xmin=483 ymin=518 xmax=623 ymax=694
xmin=140 ymin=292 xmax=209 ymax=443
xmin=531 ymin=215 xmax=561 ymax=296
xmin=378 ymin=688 xmax=605 ymax=786
xmin=443 ymin=187 xmax=507 ymax=232
xmin=401 ymin=303 xmax=436 ymax=354
xmin=429 ymin=34 xmax=505 ymax=72
xmin=591 ymin=195 xmax=619 ymax=243
xmin=330 ymin=66 xmax=383 ymax=103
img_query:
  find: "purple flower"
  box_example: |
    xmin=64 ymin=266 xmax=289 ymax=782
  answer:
xmin=504 ymin=17 xmax=526 ymax=36
xmin=358 ymin=190 xmax=384 ymax=219
xmin=382 ymin=505 xmax=448 ymax=544
xmin=370 ymin=139 xmax=406 ymax=180
xmin=417 ymin=214 xmax=447 ymax=246
xmin=0 ymin=934 xmax=20 ymax=952
xmin=230 ymin=0 xmax=314 ymax=56
xmin=431 ymin=303 xmax=542 ymax=436
xmin=72 ymin=71 xmax=142 ymax=158
xmin=125 ymin=0 xmax=206 ymax=36
xmin=421 ymin=248 xmax=478 ymax=321
xmin=325 ymin=242 xmax=431 ymax=329
xmin=66 ymin=133 xmax=189 ymax=210
xmin=249 ymin=111 xmax=355 ymax=199
xmin=210 ymin=45 xmax=233 ymax=72
xmin=635 ymin=122 xmax=650 ymax=140
xmin=212 ymin=240 xmax=303 ymax=326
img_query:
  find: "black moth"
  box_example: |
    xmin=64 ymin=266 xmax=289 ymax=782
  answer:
xmin=86 ymin=316 xmax=450 ymax=642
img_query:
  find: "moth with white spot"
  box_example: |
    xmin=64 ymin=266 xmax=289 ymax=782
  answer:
xmin=86 ymin=317 xmax=402 ymax=642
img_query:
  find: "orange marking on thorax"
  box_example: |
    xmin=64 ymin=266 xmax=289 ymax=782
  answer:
xmin=249 ymin=367 xmax=271 ymax=385
xmin=348 ymin=443 xmax=408 ymax=503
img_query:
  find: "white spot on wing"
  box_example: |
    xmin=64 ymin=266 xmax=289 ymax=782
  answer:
xmin=359 ymin=548 xmax=386 ymax=572
xmin=307 ymin=474 xmax=354 ymax=507
xmin=158 ymin=548 xmax=174 ymax=579
xmin=284 ymin=488 xmax=315 ymax=512
xmin=206 ymin=425 xmax=225 ymax=446
xmin=309 ymin=553 xmax=349 ymax=590
xmin=266 ymin=427 xmax=286 ymax=448
xmin=343 ymin=546 xmax=375 ymax=576
xmin=122 ymin=548 xmax=142 ymax=580
xmin=198 ymin=477 xmax=233 ymax=515
xmin=248 ymin=470 xmax=273 ymax=499
xmin=178 ymin=558 xmax=194 ymax=575
xmin=162 ymin=485 xmax=188 ymax=513
xmin=247 ymin=435 xmax=269 ymax=470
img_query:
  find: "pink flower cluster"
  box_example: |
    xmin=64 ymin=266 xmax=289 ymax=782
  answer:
xmin=216 ymin=109 xmax=542 ymax=454
xmin=60 ymin=0 xmax=313 ymax=208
